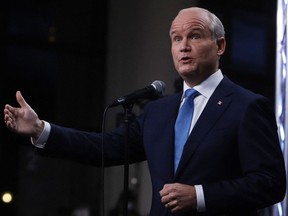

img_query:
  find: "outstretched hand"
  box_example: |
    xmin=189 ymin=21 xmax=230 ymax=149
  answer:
xmin=4 ymin=91 xmax=44 ymax=139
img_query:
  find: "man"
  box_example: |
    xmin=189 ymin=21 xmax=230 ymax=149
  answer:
xmin=4 ymin=7 xmax=286 ymax=216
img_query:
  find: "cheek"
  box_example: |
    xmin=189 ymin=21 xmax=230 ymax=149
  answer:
xmin=171 ymin=46 xmax=176 ymax=57
xmin=201 ymin=44 xmax=218 ymax=58
xmin=171 ymin=48 xmax=178 ymax=63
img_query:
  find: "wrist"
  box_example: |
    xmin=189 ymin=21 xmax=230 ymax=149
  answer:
xmin=33 ymin=119 xmax=44 ymax=140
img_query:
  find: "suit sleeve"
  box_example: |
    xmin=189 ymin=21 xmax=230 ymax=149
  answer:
xmin=36 ymin=118 xmax=146 ymax=166
xmin=203 ymin=97 xmax=286 ymax=212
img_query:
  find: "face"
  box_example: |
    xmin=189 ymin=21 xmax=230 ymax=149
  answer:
xmin=170 ymin=8 xmax=225 ymax=86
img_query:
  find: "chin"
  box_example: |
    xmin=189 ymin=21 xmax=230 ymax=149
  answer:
xmin=178 ymin=68 xmax=197 ymax=77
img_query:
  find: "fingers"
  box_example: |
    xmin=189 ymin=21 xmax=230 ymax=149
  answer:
xmin=3 ymin=91 xmax=27 ymax=127
xmin=4 ymin=105 xmax=13 ymax=121
xmin=3 ymin=91 xmax=27 ymax=124
xmin=159 ymin=183 xmax=197 ymax=213
xmin=159 ymin=184 xmax=176 ymax=210
xmin=165 ymin=201 xmax=178 ymax=212
xmin=4 ymin=105 xmax=16 ymax=129
xmin=16 ymin=91 xmax=29 ymax=108
xmin=3 ymin=90 xmax=26 ymax=129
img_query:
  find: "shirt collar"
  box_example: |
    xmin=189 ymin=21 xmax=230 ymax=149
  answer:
xmin=183 ymin=69 xmax=224 ymax=99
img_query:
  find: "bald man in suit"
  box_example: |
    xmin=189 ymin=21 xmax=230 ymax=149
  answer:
xmin=4 ymin=7 xmax=286 ymax=216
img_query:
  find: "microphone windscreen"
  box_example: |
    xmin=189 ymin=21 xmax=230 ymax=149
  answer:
xmin=151 ymin=80 xmax=166 ymax=96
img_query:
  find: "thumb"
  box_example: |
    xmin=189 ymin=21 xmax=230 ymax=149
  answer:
xmin=16 ymin=91 xmax=29 ymax=108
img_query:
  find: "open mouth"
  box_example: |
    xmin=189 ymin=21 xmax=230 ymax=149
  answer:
xmin=180 ymin=56 xmax=192 ymax=63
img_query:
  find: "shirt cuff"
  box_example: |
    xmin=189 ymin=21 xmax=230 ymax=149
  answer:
xmin=31 ymin=121 xmax=51 ymax=148
xmin=195 ymin=184 xmax=206 ymax=212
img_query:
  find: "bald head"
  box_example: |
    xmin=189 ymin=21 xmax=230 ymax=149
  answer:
xmin=170 ymin=7 xmax=225 ymax=40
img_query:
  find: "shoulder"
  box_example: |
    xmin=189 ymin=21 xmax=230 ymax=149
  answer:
xmin=221 ymin=76 xmax=269 ymax=102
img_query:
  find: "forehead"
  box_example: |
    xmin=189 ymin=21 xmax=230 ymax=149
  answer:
xmin=170 ymin=9 xmax=210 ymax=35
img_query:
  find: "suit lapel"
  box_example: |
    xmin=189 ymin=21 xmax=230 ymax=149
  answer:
xmin=153 ymin=93 xmax=182 ymax=181
xmin=174 ymin=77 xmax=235 ymax=178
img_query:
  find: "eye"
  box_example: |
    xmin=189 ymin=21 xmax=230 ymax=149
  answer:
xmin=190 ymin=34 xmax=200 ymax=40
xmin=173 ymin=36 xmax=182 ymax=42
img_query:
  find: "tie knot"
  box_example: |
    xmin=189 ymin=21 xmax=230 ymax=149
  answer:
xmin=184 ymin=88 xmax=198 ymax=99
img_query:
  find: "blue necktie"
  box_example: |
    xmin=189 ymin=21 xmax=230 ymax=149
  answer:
xmin=174 ymin=88 xmax=198 ymax=172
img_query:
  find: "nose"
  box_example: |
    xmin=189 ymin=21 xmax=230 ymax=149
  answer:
xmin=180 ymin=40 xmax=191 ymax=52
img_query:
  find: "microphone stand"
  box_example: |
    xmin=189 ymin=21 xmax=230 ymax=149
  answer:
xmin=122 ymin=103 xmax=134 ymax=216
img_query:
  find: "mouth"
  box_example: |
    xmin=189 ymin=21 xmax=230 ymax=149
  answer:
xmin=179 ymin=56 xmax=192 ymax=63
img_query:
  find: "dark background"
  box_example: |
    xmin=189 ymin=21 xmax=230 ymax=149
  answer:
xmin=0 ymin=0 xmax=107 ymax=215
xmin=0 ymin=0 xmax=277 ymax=215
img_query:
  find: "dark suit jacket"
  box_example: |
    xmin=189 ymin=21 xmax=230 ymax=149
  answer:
xmin=38 ymin=76 xmax=286 ymax=216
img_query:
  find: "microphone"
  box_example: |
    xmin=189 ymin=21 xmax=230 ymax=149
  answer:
xmin=109 ymin=80 xmax=166 ymax=108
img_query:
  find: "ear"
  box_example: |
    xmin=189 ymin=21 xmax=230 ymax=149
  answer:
xmin=216 ymin=37 xmax=226 ymax=56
